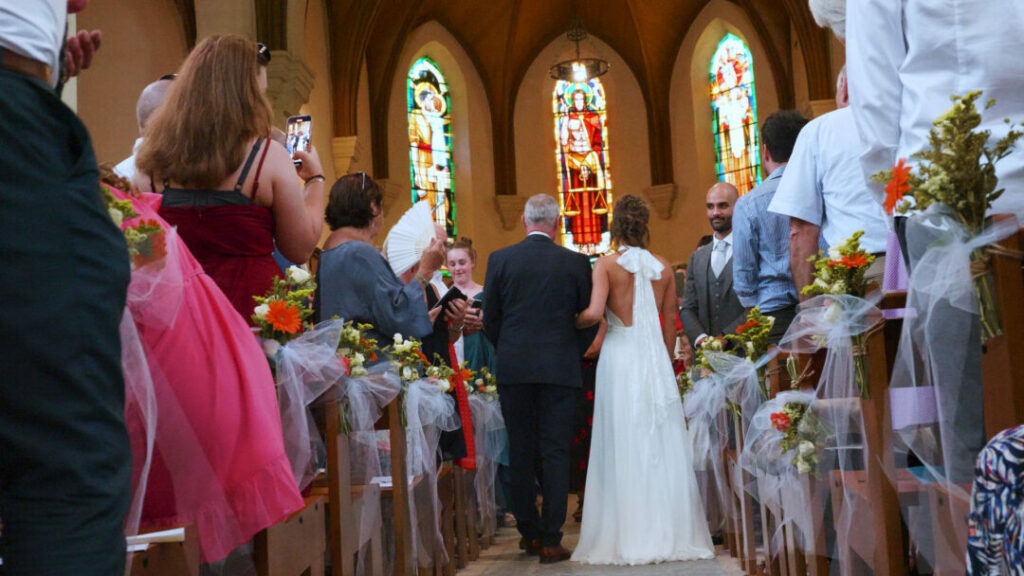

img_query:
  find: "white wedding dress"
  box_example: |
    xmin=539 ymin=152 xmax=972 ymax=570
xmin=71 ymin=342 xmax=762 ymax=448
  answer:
xmin=572 ymin=247 xmax=715 ymax=565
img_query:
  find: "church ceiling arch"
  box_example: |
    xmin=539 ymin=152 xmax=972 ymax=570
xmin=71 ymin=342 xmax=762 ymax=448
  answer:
xmin=342 ymin=0 xmax=821 ymax=194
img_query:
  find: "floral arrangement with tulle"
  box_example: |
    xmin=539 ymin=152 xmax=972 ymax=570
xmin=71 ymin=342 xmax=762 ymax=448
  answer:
xmin=251 ymin=266 xmax=316 ymax=352
xmin=726 ymin=307 xmax=775 ymax=400
xmin=387 ymin=333 xmax=429 ymax=384
xmin=801 ymin=231 xmax=875 ymax=397
xmin=770 ymin=400 xmax=827 ymax=475
xmin=423 ymin=355 xmax=473 ymax=393
xmin=873 ymin=91 xmax=1022 ymax=340
xmin=338 ymin=320 xmax=379 ymax=377
xmin=101 ymin=185 xmax=167 ymax=270
xmin=464 ymin=366 xmax=498 ymax=396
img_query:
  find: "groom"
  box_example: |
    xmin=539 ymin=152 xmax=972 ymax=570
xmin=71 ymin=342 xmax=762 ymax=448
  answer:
xmin=483 ymin=194 xmax=597 ymax=563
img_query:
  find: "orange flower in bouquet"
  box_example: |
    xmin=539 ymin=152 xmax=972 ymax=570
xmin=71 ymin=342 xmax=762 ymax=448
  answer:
xmin=265 ymin=300 xmax=302 ymax=334
xmin=883 ymin=157 xmax=912 ymax=215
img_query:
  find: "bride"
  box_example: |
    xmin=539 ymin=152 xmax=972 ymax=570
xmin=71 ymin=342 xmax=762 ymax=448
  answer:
xmin=572 ymin=195 xmax=715 ymax=565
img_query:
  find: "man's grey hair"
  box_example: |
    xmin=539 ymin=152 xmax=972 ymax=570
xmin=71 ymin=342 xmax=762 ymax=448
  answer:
xmin=808 ymin=0 xmax=846 ymax=41
xmin=136 ymin=79 xmax=173 ymax=132
xmin=523 ymin=194 xmax=560 ymax=227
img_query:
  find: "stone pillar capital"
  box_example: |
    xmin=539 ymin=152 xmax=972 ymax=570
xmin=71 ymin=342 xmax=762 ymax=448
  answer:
xmin=643 ymin=183 xmax=678 ymax=220
xmin=265 ymin=50 xmax=315 ymax=127
xmin=494 ymin=195 xmax=527 ymax=231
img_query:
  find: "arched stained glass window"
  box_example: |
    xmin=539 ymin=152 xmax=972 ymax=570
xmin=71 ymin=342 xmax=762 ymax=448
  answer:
xmin=407 ymin=57 xmax=455 ymax=236
xmin=709 ymin=34 xmax=760 ymax=195
xmin=553 ymin=78 xmax=612 ymax=256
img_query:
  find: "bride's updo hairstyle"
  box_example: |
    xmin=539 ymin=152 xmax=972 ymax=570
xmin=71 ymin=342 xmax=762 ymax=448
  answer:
xmin=610 ymin=194 xmax=650 ymax=248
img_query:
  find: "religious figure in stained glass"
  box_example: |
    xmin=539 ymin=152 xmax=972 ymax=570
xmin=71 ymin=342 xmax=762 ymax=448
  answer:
xmin=710 ymin=34 xmax=760 ymax=195
xmin=554 ymin=78 xmax=612 ymax=255
xmin=407 ymin=57 xmax=455 ymax=235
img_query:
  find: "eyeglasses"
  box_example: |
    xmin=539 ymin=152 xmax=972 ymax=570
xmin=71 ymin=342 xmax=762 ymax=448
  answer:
xmin=256 ymin=42 xmax=271 ymax=66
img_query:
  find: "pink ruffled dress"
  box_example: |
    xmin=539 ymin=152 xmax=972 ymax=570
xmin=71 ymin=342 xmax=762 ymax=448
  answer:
xmin=117 ymin=190 xmax=303 ymax=562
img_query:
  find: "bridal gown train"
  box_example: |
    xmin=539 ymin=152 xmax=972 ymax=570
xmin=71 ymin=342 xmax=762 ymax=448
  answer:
xmin=572 ymin=246 xmax=715 ymax=565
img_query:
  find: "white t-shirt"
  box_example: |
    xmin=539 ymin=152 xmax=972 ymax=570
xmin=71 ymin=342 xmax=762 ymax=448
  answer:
xmin=769 ymin=107 xmax=888 ymax=254
xmin=0 ymin=0 xmax=65 ymax=86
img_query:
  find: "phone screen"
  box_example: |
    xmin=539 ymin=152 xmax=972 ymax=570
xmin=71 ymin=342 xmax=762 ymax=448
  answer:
xmin=286 ymin=115 xmax=312 ymax=156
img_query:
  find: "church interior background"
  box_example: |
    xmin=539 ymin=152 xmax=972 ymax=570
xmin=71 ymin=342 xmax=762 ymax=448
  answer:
xmin=72 ymin=0 xmax=845 ymax=277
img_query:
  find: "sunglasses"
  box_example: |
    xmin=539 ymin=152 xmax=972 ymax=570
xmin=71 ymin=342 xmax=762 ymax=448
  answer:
xmin=257 ymin=42 xmax=271 ymax=65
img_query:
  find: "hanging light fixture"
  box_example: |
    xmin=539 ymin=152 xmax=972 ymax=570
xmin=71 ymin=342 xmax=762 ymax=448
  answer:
xmin=549 ymin=16 xmax=609 ymax=82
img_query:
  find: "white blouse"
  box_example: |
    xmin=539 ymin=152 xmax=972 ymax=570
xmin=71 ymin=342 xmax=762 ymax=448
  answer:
xmin=846 ymin=0 xmax=1024 ymax=220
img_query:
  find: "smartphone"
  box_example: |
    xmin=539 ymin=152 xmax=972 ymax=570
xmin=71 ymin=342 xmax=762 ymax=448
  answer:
xmin=286 ymin=115 xmax=312 ymax=166
xmin=470 ymin=300 xmax=483 ymax=310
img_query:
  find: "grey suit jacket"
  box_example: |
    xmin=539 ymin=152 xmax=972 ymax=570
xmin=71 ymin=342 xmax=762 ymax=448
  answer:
xmin=679 ymin=242 xmax=746 ymax=343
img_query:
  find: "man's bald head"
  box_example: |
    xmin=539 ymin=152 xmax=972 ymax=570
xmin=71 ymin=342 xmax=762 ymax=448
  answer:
xmin=136 ymin=78 xmax=173 ymax=134
xmin=705 ymin=182 xmax=738 ymax=238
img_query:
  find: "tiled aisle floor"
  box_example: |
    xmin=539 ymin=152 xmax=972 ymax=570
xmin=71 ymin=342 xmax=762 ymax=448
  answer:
xmin=458 ymin=499 xmax=744 ymax=576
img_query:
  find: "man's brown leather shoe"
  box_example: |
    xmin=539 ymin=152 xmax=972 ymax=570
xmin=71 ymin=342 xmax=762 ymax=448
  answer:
xmin=539 ymin=545 xmax=572 ymax=564
xmin=519 ymin=537 xmax=541 ymax=555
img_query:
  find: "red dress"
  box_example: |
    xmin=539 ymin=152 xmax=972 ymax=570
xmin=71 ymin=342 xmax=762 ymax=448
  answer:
xmin=158 ymin=140 xmax=281 ymax=323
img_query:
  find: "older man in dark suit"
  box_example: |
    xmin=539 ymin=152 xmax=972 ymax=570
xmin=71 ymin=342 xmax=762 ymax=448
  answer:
xmin=483 ymin=194 xmax=596 ymax=564
xmin=680 ymin=182 xmax=747 ymax=349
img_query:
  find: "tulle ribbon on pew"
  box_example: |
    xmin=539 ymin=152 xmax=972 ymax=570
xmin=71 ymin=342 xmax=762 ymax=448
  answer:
xmin=888 ymin=205 xmax=1019 ymax=573
xmin=403 ymin=378 xmax=460 ymax=568
xmin=777 ymin=293 xmax=881 ymax=567
xmin=683 ymin=369 xmax=730 ymax=532
xmin=343 ymin=364 xmax=402 ymax=575
xmin=740 ymin=390 xmax=817 ymax=558
xmin=468 ymin=394 xmax=508 ymax=539
xmin=274 ymin=318 xmax=348 ymax=491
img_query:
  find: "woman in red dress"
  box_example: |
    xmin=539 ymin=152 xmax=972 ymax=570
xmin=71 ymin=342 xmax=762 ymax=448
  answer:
xmin=135 ymin=35 xmax=324 ymax=322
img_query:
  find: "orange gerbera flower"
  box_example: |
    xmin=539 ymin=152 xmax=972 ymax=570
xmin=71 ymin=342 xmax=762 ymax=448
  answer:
xmin=132 ymin=228 xmax=167 ymax=269
xmin=883 ymin=158 xmax=912 ymax=215
xmin=840 ymin=253 xmax=869 ymax=269
xmin=415 ymin=349 xmax=430 ymax=364
xmin=736 ymin=319 xmax=759 ymax=334
xmin=266 ymin=300 xmax=302 ymax=334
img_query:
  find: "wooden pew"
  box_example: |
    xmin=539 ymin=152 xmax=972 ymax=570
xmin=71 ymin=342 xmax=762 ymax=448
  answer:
xmin=726 ymin=411 xmax=759 ymax=575
xmin=374 ymin=397 xmax=417 ymax=576
xmin=128 ymin=525 xmax=200 ymax=576
xmin=254 ymin=495 xmax=326 ymax=576
xmin=981 ymin=219 xmax=1024 ymax=439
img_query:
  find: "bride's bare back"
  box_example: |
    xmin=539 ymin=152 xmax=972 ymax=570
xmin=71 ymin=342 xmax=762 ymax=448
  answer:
xmin=577 ymin=250 xmax=679 ymax=353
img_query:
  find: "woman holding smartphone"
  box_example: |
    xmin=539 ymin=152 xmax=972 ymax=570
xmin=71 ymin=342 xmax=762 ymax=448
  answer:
xmin=447 ymin=238 xmax=494 ymax=372
xmin=134 ymin=35 xmax=324 ymax=322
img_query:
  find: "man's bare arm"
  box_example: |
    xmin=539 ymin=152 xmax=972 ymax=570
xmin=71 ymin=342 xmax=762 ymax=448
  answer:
xmin=789 ymin=217 xmax=820 ymax=301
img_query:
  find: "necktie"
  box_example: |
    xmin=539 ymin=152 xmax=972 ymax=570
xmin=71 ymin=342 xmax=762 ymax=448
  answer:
xmin=711 ymin=240 xmax=727 ymax=278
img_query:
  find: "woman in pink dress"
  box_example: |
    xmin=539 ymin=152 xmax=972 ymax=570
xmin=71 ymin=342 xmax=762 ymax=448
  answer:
xmin=106 ymin=171 xmax=303 ymax=563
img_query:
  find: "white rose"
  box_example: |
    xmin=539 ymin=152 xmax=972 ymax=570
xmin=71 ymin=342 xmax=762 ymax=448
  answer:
xmin=254 ymin=303 xmax=270 ymax=318
xmin=108 ymin=207 xmax=124 ymax=228
xmin=287 ymin=265 xmax=311 ymax=284
xmin=402 ymin=366 xmax=416 ymax=381
xmin=823 ymin=301 xmax=842 ymax=323
xmin=475 ymin=378 xmax=484 ymax=387
xmin=796 ymin=460 xmax=812 ymax=474
xmin=353 ymin=352 xmax=365 ymax=365
xmin=352 ymin=366 xmax=368 ymax=377
xmin=439 ymin=379 xmax=451 ymax=392
xmin=394 ymin=333 xmax=403 ymax=345
xmin=261 ymin=338 xmax=281 ymax=358
xmin=798 ymin=440 xmax=816 ymax=457
xmin=828 ymin=246 xmax=842 ymax=261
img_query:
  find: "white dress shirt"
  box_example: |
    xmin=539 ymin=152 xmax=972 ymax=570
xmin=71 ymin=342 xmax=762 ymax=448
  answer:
xmin=769 ymin=107 xmax=888 ymax=254
xmin=846 ymin=0 xmax=1024 ymax=220
xmin=113 ymin=137 xmax=144 ymax=181
xmin=0 ymin=0 xmax=65 ymax=86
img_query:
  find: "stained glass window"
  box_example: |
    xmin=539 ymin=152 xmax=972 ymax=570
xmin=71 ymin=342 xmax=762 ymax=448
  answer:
xmin=407 ymin=57 xmax=455 ymax=236
xmin=553 ymin=78 xmax=612 ymax=255
xmin=709 ymin=34 xmax=760 ymax=195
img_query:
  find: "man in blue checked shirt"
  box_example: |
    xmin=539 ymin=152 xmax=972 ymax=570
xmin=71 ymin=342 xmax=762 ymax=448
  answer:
xmin=731 ymin=110 xmax=809 ymax=343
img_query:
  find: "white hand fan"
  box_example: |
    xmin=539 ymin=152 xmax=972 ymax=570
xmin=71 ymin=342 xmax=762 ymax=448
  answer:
xmin=383 ymin=200 xmax=436 ymax=275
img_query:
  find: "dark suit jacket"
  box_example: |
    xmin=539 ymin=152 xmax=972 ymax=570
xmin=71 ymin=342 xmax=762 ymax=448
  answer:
xmin=679 ymin=242 xmax=746 ymax=343
xmin=483 ymin=234 xmax=596 ymax=387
